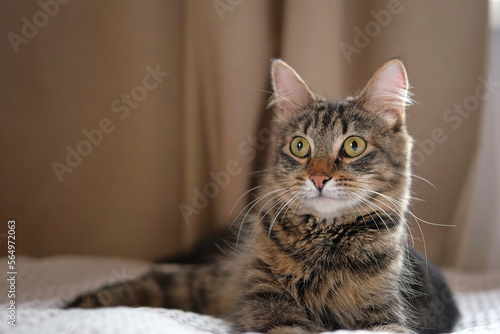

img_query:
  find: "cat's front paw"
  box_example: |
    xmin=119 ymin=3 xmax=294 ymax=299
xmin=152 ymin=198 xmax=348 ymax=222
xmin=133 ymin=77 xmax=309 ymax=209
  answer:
xmin=65 ymin=283 xmax=127 ymax=309
xmin=65 ymin=291 xmax=109 ymax=309
xmin=266 ymin=326 xmax=312 ymax=334
xmin=369 ymin=324 xmax=416 ymax=333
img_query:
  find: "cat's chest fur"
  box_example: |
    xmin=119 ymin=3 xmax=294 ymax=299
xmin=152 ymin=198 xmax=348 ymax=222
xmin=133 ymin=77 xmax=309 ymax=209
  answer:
xmin=252 ymin=213 xmax=405 ymax=329
xmin=259 ymin=212 xmax=402 ymax=270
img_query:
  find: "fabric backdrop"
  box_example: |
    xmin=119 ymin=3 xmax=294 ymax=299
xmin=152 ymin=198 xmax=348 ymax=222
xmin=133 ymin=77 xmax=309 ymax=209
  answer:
xmin=445 ymin=2 xmax=500 ymax=271
xmin=0 ymin=0 xmax=492 ymax=267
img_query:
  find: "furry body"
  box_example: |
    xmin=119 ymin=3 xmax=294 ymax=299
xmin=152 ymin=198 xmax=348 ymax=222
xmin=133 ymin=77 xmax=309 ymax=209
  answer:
xmin=68 ymin=60 xmax=459 ymax=333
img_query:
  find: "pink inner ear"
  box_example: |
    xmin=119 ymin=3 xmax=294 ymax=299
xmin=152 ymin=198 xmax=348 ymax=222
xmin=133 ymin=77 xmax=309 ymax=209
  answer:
xmin=372 ymin=61 xmax=408 ymax=96
xmin=272 ymin=61 xmax=314 ymax=111
xmin=361 ymin=60 xmax=410 ymax=125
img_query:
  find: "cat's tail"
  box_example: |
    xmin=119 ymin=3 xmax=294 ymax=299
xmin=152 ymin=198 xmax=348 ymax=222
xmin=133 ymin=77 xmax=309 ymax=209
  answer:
xmin=65 ymin=263 xmax=234 ymax=317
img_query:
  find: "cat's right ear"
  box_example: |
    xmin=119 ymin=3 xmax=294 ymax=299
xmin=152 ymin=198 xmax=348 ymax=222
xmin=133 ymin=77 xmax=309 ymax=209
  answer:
xmin=357 ymin=59 xmax=411 ymax=127
xmin=270 ymin=60 xmax=315 ymax=116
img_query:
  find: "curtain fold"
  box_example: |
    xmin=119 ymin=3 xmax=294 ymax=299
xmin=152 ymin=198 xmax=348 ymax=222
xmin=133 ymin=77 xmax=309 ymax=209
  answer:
xmin=446 ymin=19 xmax=500 ymax=271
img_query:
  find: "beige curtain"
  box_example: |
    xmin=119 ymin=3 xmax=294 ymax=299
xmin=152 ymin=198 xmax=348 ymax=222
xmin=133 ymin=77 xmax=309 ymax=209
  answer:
xmin=0 ymin=0 xmax=488 ymax=265
xmin=445 ymin=2 xmax=500 ymax=271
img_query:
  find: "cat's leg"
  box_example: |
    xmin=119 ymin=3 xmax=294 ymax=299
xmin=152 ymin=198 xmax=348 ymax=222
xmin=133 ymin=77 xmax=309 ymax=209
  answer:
xmin=353 ymin=296 xmax=415 ymax=334
xmin=65 ymin=264 xmax=228 ymax=316
xmin=232 ymin=289 xmax=325 ymax=334
xmin=66 ymin=271 xmax=170 ymax=309
xmin=363 ymin=306 xmax=415 ymax=333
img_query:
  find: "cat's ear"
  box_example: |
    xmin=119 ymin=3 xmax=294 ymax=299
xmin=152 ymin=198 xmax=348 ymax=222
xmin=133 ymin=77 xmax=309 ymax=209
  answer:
xmin=270 ymin=60 xmax=315 ymax=114
xmin=357 ymin=59 xmax=411 ymax=127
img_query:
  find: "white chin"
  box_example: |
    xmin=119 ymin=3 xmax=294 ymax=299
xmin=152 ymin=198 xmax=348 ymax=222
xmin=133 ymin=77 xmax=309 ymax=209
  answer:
xmin=304 ymin=196 xmax=350 ymax=218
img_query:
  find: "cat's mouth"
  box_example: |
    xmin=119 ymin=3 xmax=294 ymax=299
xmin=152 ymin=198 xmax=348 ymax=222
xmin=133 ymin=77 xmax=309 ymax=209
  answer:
xmin=310 ymin=194 xmax=337 ymax=202
xmin=302 ymin=191 xmax=355 ymax=217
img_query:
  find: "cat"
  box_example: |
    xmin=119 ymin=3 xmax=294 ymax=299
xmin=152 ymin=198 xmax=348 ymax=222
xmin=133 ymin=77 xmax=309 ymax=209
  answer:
xmin=67 ymin=59 xmax=460 ymax=334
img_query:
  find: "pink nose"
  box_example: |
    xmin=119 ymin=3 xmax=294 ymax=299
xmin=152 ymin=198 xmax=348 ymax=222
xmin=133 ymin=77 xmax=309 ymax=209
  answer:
xmin=310 ymin=175 xmax=331 ymax=190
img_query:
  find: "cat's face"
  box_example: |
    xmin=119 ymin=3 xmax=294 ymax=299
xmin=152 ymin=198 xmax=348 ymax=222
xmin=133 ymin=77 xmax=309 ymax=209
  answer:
xmin=268 ymin=60 xmax=413 ymax=219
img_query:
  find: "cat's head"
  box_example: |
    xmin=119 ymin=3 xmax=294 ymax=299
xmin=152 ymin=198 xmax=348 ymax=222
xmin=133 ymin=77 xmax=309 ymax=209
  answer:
xmin=265 ymin=59 xmax=413 ymax=220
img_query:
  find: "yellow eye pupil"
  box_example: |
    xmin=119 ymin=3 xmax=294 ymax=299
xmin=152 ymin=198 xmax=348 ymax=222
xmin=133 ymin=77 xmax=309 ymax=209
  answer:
xmin=290 ymin=137 xmax=310 ymax=158
xmin=343 ymin=136 xmax=366 ymax=157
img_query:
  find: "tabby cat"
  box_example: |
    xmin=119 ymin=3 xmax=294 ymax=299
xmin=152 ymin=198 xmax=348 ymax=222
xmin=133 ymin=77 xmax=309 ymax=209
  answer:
xmin=67 ymin=59 xmax=459 ymax=333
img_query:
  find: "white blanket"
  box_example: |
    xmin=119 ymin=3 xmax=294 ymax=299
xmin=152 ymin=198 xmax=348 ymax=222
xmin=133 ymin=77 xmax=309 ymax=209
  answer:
xmin=1 ymin=256 xmax=499 ymax=334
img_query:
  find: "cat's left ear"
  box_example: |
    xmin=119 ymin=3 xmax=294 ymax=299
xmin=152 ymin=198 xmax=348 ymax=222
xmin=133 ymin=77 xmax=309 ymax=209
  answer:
xmin=270 ymin=60 xmax=315 ymax=116
xmin=357 ymin=59 xmax=411 ymax=127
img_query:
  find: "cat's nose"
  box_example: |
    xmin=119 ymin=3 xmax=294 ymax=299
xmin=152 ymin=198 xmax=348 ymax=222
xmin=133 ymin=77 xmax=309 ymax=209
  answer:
xmin=310 ymin=175 xmax=331 ymax=191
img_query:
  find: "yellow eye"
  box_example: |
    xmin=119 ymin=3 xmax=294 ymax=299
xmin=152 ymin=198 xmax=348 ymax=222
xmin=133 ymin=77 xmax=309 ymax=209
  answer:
xmin=290 ymin=136 xmax=311 ymax=158
xmin=343 ymin=136 xmax=366 ymax=158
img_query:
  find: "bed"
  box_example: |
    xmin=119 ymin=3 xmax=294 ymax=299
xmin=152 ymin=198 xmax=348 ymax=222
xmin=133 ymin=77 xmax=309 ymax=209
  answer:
xmin=1 ymin=255 xmax=499 ymax=334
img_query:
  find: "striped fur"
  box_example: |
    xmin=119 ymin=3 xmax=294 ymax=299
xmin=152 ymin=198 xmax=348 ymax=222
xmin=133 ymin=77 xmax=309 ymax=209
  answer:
xmin=67 ymin=59 xmax=459 ymax=334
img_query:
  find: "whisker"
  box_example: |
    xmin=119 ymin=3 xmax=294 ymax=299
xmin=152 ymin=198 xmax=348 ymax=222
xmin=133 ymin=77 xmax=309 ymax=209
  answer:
xmin=345 ymin=192 xmax=376 ymax=231
xmin=351 ymin=193 xmax=396 ymax=244
xmin=347 ymin=198 xmax=387 ymax=271
xmin=356 ymin=187 xmax=429 ymax=273
xmin=214 ymin=242 xmax=230 ymax=257
xmin=395 ymin=171 xmax=437 ymax=190
xmin=350 ymin=190 xmax=416 ymax=269
xmin=251 ymin=191 xmax=298 ymax=241
xmin=354 ymin=185 xmax=455 ymax=227
xmin=229 ymin=185 xmax=261 ymax=216
xmin=280 ymin=192 xmax=301 ymax=225
xmin=234 ymin=187 xmax=290 ymax=244
xmin=256 ymin=189 xmax=293 ymax=220
xmin=269 ymin=192 xmax=301 ymax=236
xmin=243 ymin=169 xmax=274 ymax=176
